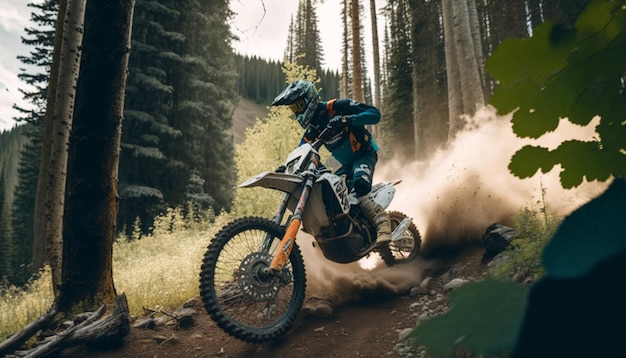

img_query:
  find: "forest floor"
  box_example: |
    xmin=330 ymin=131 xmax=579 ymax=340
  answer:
xmin=63 ymin=241 xmax=491 ymax=358
xmin=58 ymin=100 xmax=493 ymax=358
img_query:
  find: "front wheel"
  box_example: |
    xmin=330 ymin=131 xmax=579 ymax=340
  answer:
xmin=199 ymin=217 xmax=306 ymax=343
xmin=378 ymin=211 xmax=421 ymax=266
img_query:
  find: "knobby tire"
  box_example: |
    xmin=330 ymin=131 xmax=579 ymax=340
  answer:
xmin=378 ymin=211 xmax=421 ymax=266
xmin=199 ymin=217 xmax=306 ymax=343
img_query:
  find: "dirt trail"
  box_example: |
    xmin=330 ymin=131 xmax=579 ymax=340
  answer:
xmin=67 ymin=243 xmax=488 ymax=358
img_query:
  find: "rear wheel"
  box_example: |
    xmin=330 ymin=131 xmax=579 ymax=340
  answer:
xmin=199 ymin=217 xmax=306 ymax=343
xmin=378 ymin=211 xmax=421 ymax=266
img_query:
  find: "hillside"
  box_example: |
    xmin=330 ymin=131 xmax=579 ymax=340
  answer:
xmin=230 ymin=97 xmax=270 ymax=145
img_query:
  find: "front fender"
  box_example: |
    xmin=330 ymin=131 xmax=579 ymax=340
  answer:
xmin=238 ymin=171 xmax=304 ymax=194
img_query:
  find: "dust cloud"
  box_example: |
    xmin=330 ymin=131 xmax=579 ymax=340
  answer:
xmin=378 ymin=106 xmax=604 ymax=254
xmin=298 ymin=106 xmax=604 ymax=303
xmin=297 ymin=233 xmax=428 ymax=302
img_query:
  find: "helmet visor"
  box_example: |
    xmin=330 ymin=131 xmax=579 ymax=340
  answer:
xmin=289 ymin=99 xmax=306 ymax=115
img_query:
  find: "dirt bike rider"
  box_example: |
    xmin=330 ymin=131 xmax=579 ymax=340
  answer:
xmin=271 ymin=79 xmax=391 ymax=245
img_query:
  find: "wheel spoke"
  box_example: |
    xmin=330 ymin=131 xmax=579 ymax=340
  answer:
xmin=199 ymin=217 xmax=306 ymax=343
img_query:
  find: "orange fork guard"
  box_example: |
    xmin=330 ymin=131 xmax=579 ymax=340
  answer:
xmin=270 ymin=218 xmax=301 ymax=272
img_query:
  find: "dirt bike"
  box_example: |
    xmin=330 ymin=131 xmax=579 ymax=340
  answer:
xmin=199 ymin=127 xmax=421 ymax=343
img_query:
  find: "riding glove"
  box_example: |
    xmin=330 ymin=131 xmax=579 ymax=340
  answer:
xmin=327 ymin=116 xmax=351 ymax=133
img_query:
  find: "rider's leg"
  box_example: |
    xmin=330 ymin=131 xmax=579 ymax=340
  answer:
xmin=352 ymin=152 xmax=391 ymax=244
xmin=359 ymin=196 xmax=391 ymax=244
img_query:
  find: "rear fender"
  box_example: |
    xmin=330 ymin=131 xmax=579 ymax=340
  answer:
xmin=369 ymin=180 xmax=401 ymax=209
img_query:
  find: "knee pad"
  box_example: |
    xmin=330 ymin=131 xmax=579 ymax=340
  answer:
xmin=353 ymin=175 xmax=371 ymax=197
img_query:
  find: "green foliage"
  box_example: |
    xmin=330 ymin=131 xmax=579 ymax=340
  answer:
xmin=119 ymin=0 xmax=238 ymax=236
xmin=413 ymin=4 xmax=626 ymax=356
xmin=291 ymin=0 xmax=323 ymax=72
xmin=0 ymin=210 xmax=233 ymax=340
xmin=410 ymin=279 xmax=528 ymax=357
xmin=232 ymin=60 xmax=326 ymax=217
xmin=234 ymin=54 xmax=340 ymax=104
xmin=380 ymin=0 xmax=415 ymax=160
xmin=232 ymin=113 xmax=301 ymax=218
xmin=490 ymin=208 xmax=559 ymax=282
xmin=0 ymin=126 xmax=34 ymax=285
xmin=486 ymin=0 xmax=626 ymax=188
xmin=0 ymin=266 xmax=53 ymax=341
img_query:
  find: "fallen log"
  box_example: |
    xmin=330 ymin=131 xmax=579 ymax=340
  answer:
xmin=5 ymin=293 xmax=130 ymax=358
xmin=0 ymin=302 xmax=59 ymax=356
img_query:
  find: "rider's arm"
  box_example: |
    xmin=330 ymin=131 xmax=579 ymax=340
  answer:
xmin=331 ymin=99 xmax=381 ymax=126
xmin=300 ymin=125 xmax=319 ymax=145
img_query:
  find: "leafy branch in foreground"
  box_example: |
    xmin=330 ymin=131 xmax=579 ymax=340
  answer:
xmin=410 ymin=1 xmax=626 ymax=356
xmin=486 ymin=0 xmax=626 ymax=188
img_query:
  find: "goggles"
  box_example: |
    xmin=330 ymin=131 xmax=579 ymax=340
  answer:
xmin=289 ymin=99 xmax=306 ymax=115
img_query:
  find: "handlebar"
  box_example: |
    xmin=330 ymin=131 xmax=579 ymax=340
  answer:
xmin=312 ymin=126 xmax=336 ymax=150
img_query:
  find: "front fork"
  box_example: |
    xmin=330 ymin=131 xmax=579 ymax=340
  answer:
xmin=263 ymin=176 xmax=314 ymax=274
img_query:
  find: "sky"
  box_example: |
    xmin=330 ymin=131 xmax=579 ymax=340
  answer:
xmin=0 ymin=0 xmax=387 ymax=131
xmin=0 ymin=0 xmax=35 ymax=131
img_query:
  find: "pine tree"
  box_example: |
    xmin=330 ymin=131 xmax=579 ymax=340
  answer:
xmin=11 ymin=0 xmax=57 ymax=282
xmin=293 ymin=0 xmax=324 ymax=72
xmin=380 ymin=0 xmax=414 ymax=160
xmin=119 ymin=0 xmax=183 ymax=235
xmin=119 ymin=0 xmax=240 ymax=235
xmin=168 ymin=0 xmax=238 ymax=213
xmin=10 ymin=127 xmax=39 ymax=284
xmin=0 ymin=168 xmax=11 ymax=281
xmin=409 ymin=0 xmax=448 ymax=159
xmin=14 ymin=0 xmax=58 ymax=126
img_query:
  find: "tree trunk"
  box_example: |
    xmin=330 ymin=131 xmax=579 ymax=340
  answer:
xmin=32 ymin=0 xmax=67 ymax=278
xmin=467 ymin=0 xmax=485 ymax=95
xmin=341 ymin=0 xmax=350 ymax=97
xmin=40 ymin=0 xmax=86 ymax=295
xmin=442 ymin=0 xmax=461 ymax=140
xmin=412 ymin=63 xmax=422 ymax=160
xmin=350 ymin=0 xmax=363 ymax=102
xmin=443 ymin=0 xmax=485 ymax=140
xmin=0 ymin=1 xmax=134 ymax=354
xmin=369 ymin=0 xmax=381 ymax=109
xmin=59 ymin=0 xmax=135 ymax=312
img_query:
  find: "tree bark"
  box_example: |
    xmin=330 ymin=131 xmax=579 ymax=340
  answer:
xmin=369 ymin=0 xmax=381 ymax=109
xmin=39 ymin=0 xmax=86 ymax=295
xmin=59 ymin=0 xmax=135 ymax=312
xmin=350 ymin=0 xmax=363 ymax=102
xmin=442 ymin=0 xmax=461 ymax=140
xmin=32 ymin=0 xmax=67 ymax=277
xmin=443 ymin=0 xmax=485 ymax=140
xmin=341 ymin=0 xmax=350 ymax=98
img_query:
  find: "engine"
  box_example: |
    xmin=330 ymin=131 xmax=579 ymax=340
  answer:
xmin=315 ymin=210 xmax=374 ymax=263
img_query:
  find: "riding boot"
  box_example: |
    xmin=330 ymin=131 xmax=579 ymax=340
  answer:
xmin=359 ymin=197 xmax=392 ymax=244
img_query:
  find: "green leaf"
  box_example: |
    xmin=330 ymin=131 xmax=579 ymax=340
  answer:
xmin=488 ymin=0 xmax=626 ymax=190
xmin=484 ymin=37 xmax=528 ymax=86
xmin=552 ymin=140 xmax=616 ymax=188
xmin=508 ymin=146 xmax=554 ymax=179
xmin=410 ymin=279 xmax=528 ymax=357
xmin=510 ymin=104 xmax=561 ymax=139
xmin=542 ymin=178 xmax=626 ymax=278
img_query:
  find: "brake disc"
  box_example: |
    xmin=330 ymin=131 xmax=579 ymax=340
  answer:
xmin=237 ymin=252 xmax=287 ymax=301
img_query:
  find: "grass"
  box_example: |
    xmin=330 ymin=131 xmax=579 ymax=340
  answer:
xmin=0 ymin=209 xmax=235 ymax=340
xmin=489 ymin=206 xmax=561 ymax=283
xmin=0 ymin=266 xmax=54 ymax=340
xmin=0 ymin=201 xmax=560 ymax=341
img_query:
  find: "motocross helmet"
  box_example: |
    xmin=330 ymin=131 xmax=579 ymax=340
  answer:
xmin=271 ymin=80 xmax=319 ymax=128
